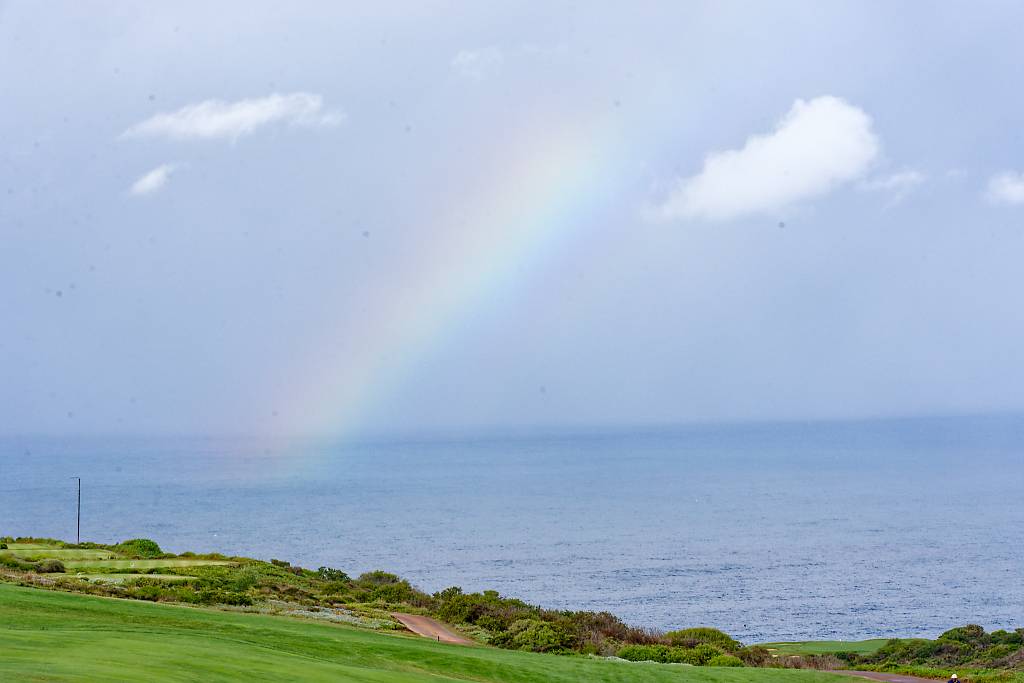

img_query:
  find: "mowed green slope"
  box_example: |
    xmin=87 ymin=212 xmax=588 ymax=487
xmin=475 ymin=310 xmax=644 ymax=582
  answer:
xmin=0 ymin=584 xmax=847 ymax=683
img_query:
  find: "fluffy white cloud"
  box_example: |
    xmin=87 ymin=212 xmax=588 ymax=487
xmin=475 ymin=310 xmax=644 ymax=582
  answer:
xmin=655 ymin=96 xmax=880 ymax=221
xmin=129 ymin=163 xmax=176 ymax=196
xmin=985 ymin=171 xmax=1024 ymax=205
xmin=451 ymin=47 xmax=504 ymax=80
xmin=122 ymin=92 xmax=344 ymax=142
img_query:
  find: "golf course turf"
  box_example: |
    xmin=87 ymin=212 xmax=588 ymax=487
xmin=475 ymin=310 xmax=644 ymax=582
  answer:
xmin=0 ymin=583 xmax=852 ymax=682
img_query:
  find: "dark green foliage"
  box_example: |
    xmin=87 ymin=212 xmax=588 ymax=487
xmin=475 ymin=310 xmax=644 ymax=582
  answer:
xmin=0 ymin=543 xmax=7 ymax=550
xmin=270 ymin=559 xmax=290 ymax=567
xmin=617 ymin=644 xmax=673 ymax=662
xmin=356 ymin=570 xmax=401 ymax=586
xmin=942 ymin=625 xmax=989 ymax=646
xmin=738 ymin=646 xmax=773 ymax=666
xmin=368 ymin=581 xmax=416 ymax=604
xmin=707 ymin=654 xmax=745 ymax=667
xmin=616 ymin=643 xmax=725 ymax=665
xmin=115 ymin=539 xmax=163 ymax=558
xmin=863 ymin=625 xmax=1024 ymax=671
xmin=0 ymin=555 xmax=36 ymax=571
xmin=991 ymin=630 xmax=1024 ymax=647
xmin=689 ymin=644 xmax=727 ymax=665
xmin=317 ymin=567 xmax=350 ymax=582
xmin=665 ymin=627 xmax=741 ymax=651
xmin=492 ymin=619 xmax=573 ymax=653
xmin=34 ymin=559 xmax=65 ymax=573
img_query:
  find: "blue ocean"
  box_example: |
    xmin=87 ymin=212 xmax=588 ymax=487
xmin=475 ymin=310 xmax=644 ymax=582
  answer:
xmin=2 ymin=415 xmax=1022 ymax=642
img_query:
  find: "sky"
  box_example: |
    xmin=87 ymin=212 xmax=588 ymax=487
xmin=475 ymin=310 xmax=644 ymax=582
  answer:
xmin=2 ymin=1 xmax=1024 ymax=437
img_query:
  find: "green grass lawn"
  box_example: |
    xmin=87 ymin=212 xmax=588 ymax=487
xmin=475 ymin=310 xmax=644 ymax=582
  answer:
xmin=0 ymin=584 xmax=852 ymax=683
xmin=760 ymin=640 xmax=891 ymax=656
xmin=2 ymin=543 xmax=119 ymax=560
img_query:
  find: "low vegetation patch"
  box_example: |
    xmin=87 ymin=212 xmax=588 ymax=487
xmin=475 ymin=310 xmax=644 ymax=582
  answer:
xmin=2 ymin=534 xmax=1023 ymax=678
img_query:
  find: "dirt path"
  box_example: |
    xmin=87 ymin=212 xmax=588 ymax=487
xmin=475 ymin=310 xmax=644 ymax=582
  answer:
xmin=832 ymin=671 xmax=945 ymax=683
xmin=391 ymin=612 xmax=474 ymax=645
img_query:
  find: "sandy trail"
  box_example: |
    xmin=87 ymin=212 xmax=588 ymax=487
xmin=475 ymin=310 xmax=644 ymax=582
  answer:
xmin=833 ymin=671 xmax=946 ymax=683
xmin=391 ymin=612 xmax=474 ymax=645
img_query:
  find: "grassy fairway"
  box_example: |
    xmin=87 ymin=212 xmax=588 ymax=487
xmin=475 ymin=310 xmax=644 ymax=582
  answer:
xmin=1 ymin=545 xmax=117 ymax=560
xmin=0 ymin=584 xmax=851 ymax=683
xmin=760 ymin=640 xmax=891 ymax=656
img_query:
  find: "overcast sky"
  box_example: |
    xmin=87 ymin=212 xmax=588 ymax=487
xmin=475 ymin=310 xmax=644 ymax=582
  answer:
xmin=3 ymin=1 xmax=1024 ymax=437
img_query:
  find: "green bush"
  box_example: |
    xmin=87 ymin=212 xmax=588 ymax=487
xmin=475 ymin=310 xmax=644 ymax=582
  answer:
xmin=980 ymin=644 xmax=1017 ymax=662
xmin=0 ymin=542 xmax=7 ymax=549
xmin=35 ymin=559 xmax=66 ymax=573
xmin=317 ymin=566 xmax=350 ymax=582
xmin=664 ymin=627 xmax=741 ymax=651
xmin=738 ymin=646 xmax=772 ymax=666
xmin=989 ymin=630 xmax=1023 ymax=646
xmin=689 ymin=644 xmax=726 ymax=665
xmin=0 ymin=554 xmax=35 ymax=571
xmin=356 ymin=570 xmax=402 ymax=586
xmin=617 ymin=644 xmax=672 ymax=662
xmin=368 ymin=581 xmax=416 ymax=604
xmin=707 ymin=654 xmax=745 ymax=667
xmin=116 ymin=539 xmax=163 ymax=558
xmin=495 ymin=619 xmax=573 ymax=653
xmin=940 ymin=625 xmax=988 ymax=645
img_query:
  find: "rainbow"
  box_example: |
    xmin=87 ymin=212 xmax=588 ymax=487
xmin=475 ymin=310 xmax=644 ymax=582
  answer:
xmin=281 ymin=110 xmax=629 ymax=439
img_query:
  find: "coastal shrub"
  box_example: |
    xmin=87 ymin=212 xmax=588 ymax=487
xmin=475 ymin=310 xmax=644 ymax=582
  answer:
xmin=116 ymin=539 xmax=162 ymax=558
xmin=665 ymin=627 xmax=741 ymax=651
xmin=990 ymin=630 xmax=1024 ymax=646
xmin=688 ymin=644 xmax=726 ymax=665
xmin=0 ymin=543 xmax=7 ymax=549
xmin=707 ymin=654 xmax=745 ymax=667
xmin=356 ymin=570 xmax=402 ymax=586
xmin=15 ymin=537 xmax=64 ymax=545
xmin=738 ymin=646 xmax=772 ymax=666
xmin=317 ymin=566 xmax=350 ymax=582
xmin=195 ymin=589 xmax=252 ymax=606
xmin=0 ymin=554 xmax=35 ymax=571
xmin=270 ymin=559 xmax=290 ymax=567
xmin=493 ymin=619 xmax=573 ymax=653
xmin=368 ymin=580 xmax=416 ymax=604
xmin=559 ymin=610 xmax=661 ymax=650
xmin=434 ymin=588 xmax=536 ymax=630
xmin=941 ymin=625 xmax=988 ymax=645
xmin=35 ymin=559 xmax=66 ymax=573
xmin=980 ymin=645 xmax=1018 ymax=662
xmin=230 ymin=566 xmax=261 ymax=591
xmin=617 ymin=644 xmax=672 ymax=662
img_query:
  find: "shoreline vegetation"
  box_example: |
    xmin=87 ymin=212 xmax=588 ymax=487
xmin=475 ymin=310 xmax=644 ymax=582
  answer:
xmin=2 ymin=535 xmax=1022 ymax=683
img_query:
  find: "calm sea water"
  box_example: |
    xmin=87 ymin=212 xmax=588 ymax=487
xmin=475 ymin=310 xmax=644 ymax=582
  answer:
xmin=2 ymin=416 xmax=1023 ymax=642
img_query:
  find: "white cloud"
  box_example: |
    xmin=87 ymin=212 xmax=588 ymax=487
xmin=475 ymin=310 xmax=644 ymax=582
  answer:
xmin=654 ymin=96 xmax=880 ymax=221
xmin=451 ymin=47 xmax=504 ymax=80
xmin=860 ymin=169 xmax=927 ymax=204
xmin=122 ymin=92 xmax=344 ymax=142
xmin=985 ymin=171 xmax=1024 ymax=205
xmin=129 ymin=163 xmax=177 ymax=196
